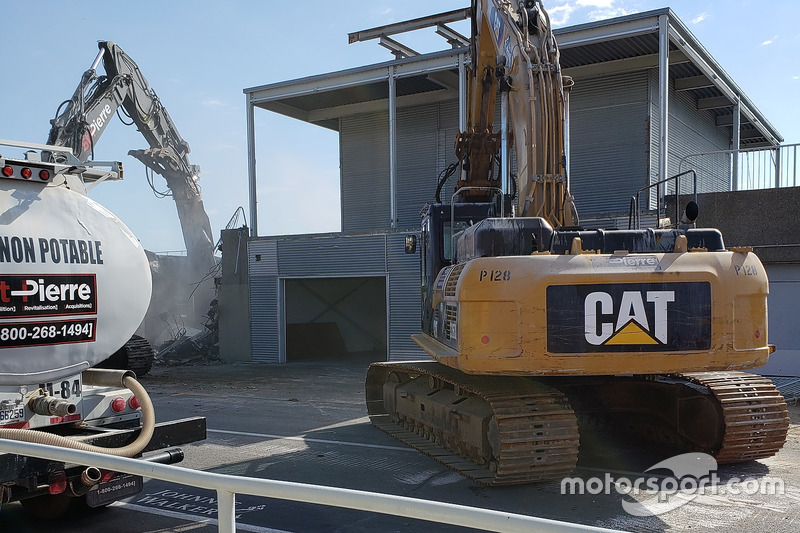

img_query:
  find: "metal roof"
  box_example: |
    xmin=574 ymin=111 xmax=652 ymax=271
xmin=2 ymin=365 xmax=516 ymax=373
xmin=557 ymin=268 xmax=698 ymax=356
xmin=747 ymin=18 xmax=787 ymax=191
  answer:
xmin=245 ymin=7 xmax=781 ymax=148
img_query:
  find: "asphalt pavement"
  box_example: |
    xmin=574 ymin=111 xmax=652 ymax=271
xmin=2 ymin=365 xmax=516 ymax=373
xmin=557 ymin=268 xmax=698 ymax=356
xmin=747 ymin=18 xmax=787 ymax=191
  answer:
xmin=2 ymin=357 xmax=798 ymax=532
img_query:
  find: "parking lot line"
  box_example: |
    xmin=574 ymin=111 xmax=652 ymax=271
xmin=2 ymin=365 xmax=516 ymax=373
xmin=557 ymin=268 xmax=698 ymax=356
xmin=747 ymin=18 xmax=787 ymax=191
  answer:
xmin=207 ymin=428 xmax=418 ymax=453
xmin=112 ymin=502 xmax=293 ymax=533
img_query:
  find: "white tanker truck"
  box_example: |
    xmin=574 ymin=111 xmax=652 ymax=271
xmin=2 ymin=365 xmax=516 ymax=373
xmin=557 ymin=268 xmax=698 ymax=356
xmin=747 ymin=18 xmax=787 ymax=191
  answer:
xmin=0 ymin=139 xmax=205 ymax=518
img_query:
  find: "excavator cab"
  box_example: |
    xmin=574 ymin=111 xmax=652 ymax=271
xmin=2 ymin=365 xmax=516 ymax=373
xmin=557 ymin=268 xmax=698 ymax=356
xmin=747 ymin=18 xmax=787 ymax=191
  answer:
xmin=413 ymin=202 xmax=497 ymax=335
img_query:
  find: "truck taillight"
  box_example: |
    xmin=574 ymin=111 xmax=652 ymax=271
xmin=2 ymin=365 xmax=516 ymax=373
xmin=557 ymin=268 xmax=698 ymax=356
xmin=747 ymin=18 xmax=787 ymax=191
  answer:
xmin=39 ymin=169 xmax=50 ymax=180
xmin=99 ymin=469 xmax=116 ymax=483
xmin=129 ymin=396 xmax=141 ymax=409
xmin=48 ymin=471 xmax=67 ymax=495
xmin=1 ymin=166 xmax=12 ymax=177
xmin=111 ymin=397 xmax=127 ymax=412
xmin=20 ymin=167 xmax=32 ymax=179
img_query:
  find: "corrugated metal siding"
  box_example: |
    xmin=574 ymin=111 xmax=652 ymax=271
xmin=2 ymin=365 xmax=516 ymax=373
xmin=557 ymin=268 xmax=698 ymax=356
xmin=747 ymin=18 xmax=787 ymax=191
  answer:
xmin=434 ymin=100 xmax=463 ymax=205
xmin=249 ymin=276 xmax=279 ymax=363
xmin=341 ymin=100 xmax=462 ymax=232
xmin=666 ymin=77 xmax=730 ymax=194
xmin=341 ymin=112 xmax=390 ymax=232
xmin=648 ymin=69 xmax=660 ymax=209
xmin=248 ymin=240 xmax=278 ymax=276
xmin=648 ymin=70 xmax=730 ymax=201
xmin=386 ymin=233 xmax=428 ymax=361
xmin=396 ymin=104 xmax=441 ymax=229
xmin=570 ymin=71 xmax=650 ymax=215
xmin=248 ymin=240 xmax=280 ymax=362
xmin=248 ymin=233 xmax=428 ymax=362
xmin=278 ymin=234 xmax=387 ymax=276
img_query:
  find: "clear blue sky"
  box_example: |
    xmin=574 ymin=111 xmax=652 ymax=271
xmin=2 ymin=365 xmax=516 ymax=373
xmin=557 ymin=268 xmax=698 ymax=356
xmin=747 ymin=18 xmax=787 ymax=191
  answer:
xmin=1 ymin=0 xmax=797 ymax=253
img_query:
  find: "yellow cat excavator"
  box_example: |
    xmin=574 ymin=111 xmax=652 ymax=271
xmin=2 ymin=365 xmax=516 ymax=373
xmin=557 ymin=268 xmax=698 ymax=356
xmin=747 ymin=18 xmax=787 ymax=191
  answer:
xmin=366 ymin=0 xmax=789 ymax=485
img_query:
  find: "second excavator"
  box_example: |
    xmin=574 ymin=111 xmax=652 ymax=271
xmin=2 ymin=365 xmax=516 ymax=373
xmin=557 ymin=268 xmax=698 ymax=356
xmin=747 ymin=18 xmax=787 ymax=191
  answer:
xmin=46 ymin=41 xmax=216 ymax=317
xmin=366 ymin=0 xmax=789 ymax=485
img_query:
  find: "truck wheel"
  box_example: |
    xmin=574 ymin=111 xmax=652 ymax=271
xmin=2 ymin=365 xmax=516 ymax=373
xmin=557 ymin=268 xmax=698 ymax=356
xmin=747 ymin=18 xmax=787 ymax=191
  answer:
xmin=97 ymin=335 xmax=155 ymax=376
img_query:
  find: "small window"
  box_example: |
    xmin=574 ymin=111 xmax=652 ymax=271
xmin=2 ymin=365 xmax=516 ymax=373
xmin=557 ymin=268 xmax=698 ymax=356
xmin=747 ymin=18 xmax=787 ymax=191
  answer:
xmin=442 ymin=220 xmax=471 ymax=262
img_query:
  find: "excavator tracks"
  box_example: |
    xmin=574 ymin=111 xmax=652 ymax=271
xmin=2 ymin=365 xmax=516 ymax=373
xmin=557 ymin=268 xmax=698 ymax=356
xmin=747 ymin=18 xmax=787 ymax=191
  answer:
xmin=366 ymin=361 xmax=579 ymax=486
xmin=367 ymin=365 xmax=789 ymax=486
xmin=556 ymin=371 xmax=789 ymax=467
xmin=97 ymin=334 xmax=155 ymax=377
xmin=680 ymin=371 xmax=789 ymax=463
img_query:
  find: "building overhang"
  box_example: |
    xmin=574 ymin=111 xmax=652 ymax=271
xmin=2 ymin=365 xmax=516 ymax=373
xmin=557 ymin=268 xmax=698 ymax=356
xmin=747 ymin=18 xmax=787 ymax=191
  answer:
xmin=244 ymin=7 xmax=781 ymax=147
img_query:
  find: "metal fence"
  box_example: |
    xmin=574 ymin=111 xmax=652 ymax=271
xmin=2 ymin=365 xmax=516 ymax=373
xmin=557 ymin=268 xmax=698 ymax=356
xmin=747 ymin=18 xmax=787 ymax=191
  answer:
xmin=0 ymin=440 xmax=621 ymax=533
xmin=679 ymin=142 xmax=800 ymax=192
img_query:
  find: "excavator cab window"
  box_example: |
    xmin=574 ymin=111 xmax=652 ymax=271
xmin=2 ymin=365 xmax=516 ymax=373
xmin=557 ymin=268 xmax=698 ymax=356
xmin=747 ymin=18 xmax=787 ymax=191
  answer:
xmin=442 ymin=220 xmax=471 ymax=262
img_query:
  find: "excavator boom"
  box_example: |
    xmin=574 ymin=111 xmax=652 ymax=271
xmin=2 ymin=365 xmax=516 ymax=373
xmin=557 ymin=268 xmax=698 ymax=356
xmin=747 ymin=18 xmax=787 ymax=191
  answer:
xmin=457 ymin=0 xmax=576 ymax=226
xmin=46 ymin=41 xmax=215 ymax=283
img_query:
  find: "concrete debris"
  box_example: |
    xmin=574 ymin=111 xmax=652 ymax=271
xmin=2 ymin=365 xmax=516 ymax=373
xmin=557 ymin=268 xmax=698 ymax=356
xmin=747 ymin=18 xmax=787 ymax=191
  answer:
xmin=156 ymin=299 xmax=220 ymax=365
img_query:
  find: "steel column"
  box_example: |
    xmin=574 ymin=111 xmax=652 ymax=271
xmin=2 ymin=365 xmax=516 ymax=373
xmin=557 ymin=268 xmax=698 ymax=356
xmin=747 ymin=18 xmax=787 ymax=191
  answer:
xmin=732 ymin=99 xmax=741 ymax=191
xmin=246 ymin=96 xmax=258 ymax=237
xmin=389 ymin=66 xmax=398 ymax=228
xmin=658 ymin=14 xmax=670 ymax=201
xmin=458 ymin=52 xmax=467 ymax=182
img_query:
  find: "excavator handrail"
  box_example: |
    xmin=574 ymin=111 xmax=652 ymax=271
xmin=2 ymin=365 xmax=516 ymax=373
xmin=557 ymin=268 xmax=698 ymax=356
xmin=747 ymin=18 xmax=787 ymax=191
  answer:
xmin=628 ymin=169 xmax=698 ymax=229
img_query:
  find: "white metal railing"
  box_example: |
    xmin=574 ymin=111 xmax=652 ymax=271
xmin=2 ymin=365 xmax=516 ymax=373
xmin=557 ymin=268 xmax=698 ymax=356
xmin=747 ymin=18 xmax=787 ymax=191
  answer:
xmin=678 ymin=142 xmax=800 ymax=192
xmin=0 ymin=440 xmax=622 ymax=533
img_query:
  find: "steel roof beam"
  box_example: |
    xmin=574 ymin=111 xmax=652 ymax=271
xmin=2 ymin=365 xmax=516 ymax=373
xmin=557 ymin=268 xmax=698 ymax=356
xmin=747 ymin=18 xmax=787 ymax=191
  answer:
xmin=674 ymin=75 xmax=715 ymax=91
xmin=716 ymin=114 xmax=751 ymax=127
xmin=348 ymin=8 xmax=470 ymax=44
xmin=563 ymin=50 xmax=688 ymax=79
xmin=435 ymin=23 xmax=470 ymax=48
xmin=305 ymin=87 xmax=458 ymax=124
xmin=379 ymin=36 xmax=419 ymax=59
xmin=667 ymin=22 xmax=781 ymax=145
xmin=555 ymin=15 xmax=659 ymax=48
xmin=697 ymin=96 xmax=733 ymax=110
xmin=247 ymin=50 xmax=464 ymax=106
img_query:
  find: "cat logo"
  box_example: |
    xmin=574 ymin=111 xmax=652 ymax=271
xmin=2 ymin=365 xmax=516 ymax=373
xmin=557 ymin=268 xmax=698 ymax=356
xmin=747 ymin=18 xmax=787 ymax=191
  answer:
xmin=584 ymin=290 xmax=674 ymax=346
xmin=546 ymin=282 xmax=711 ymax=353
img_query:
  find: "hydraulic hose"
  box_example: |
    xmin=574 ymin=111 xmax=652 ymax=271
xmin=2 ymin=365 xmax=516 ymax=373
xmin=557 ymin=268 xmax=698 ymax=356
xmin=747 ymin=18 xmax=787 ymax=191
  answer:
xmin=0 ymin=370 xmax=155 ymax=457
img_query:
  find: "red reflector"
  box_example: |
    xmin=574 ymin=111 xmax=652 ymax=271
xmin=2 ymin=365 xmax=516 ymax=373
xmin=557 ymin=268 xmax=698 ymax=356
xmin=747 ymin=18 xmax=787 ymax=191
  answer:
xmin=129 ymin=396 xmax=141 ymax=409
xmin=100 ymin=469 xmax=116 ymax=483
xmin=481 ymin=335 xmax=490 ymax=344
xmin=39 ymin=169 xmax=50 ymax=180
xmin=1 ymin=166 xmax=12 ymax=177
xmin=111 ymin=397 xmax=126 ymax=412
xmin=48 ymin=471 xmax=67 ymax=495
xmin=21 ymin=167 xmax=32 ymax=179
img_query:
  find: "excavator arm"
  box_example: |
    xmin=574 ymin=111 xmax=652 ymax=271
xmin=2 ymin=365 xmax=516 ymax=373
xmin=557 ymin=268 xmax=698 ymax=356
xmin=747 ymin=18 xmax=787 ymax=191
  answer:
xmin=46 ymin=41 xmax=215 ymax=280
xmin=458 ymin=0 xmax=577 ymax=226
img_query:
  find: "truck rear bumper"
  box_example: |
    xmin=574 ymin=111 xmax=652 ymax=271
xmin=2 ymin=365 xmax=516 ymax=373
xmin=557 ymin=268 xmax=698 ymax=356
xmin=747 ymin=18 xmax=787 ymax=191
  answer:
xmin=0 ymin=416 xmax=206 ymax=483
